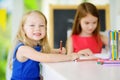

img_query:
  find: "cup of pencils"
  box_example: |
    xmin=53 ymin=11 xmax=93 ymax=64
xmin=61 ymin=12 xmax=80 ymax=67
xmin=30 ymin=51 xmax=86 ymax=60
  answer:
xmin=108 ymin=30 xmax=120 ymax=60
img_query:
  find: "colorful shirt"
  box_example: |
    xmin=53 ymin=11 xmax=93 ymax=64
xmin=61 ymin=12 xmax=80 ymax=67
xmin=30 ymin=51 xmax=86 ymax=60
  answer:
xmin=72 ymin=35 xmax=103 ymax=54
xmin=11 ymin=42 xmax=41 ymax=80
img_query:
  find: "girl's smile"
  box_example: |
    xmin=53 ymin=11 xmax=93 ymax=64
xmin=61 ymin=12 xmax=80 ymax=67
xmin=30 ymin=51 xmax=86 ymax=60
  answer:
xmin=33 ymin=33 xmax=41 ymax=36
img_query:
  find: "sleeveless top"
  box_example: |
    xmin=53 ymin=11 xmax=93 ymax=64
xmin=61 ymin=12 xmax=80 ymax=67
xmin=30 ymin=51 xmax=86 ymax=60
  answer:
xmin=11 ymin=42 xmax=41 ymax=80
xmin=72 ymin=35 xmax=103 ymax=54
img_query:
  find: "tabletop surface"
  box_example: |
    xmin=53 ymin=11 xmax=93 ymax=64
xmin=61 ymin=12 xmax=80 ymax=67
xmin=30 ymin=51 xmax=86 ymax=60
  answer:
xmin=41 ymin=53 xmax=120 ymax=80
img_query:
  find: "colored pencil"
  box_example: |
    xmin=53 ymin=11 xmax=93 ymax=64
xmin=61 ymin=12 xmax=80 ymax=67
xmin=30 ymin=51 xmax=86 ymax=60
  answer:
xmin=59 ymin=40 xmax=63 ymax=54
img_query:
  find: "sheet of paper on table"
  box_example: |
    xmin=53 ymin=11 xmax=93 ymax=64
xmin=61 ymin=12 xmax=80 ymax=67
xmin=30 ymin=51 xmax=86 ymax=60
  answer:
xmin=76 ymin=53 xmax=110 ymax=61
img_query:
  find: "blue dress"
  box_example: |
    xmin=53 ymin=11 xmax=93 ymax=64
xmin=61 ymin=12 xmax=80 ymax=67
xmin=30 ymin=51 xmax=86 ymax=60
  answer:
xmin=11 ymin=42 xmax=41 ymax=80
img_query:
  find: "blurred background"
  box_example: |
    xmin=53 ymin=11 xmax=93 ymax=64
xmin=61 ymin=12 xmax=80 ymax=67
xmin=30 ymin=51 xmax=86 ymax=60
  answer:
xmin=0 ymin=0 xmax=120 ymax=80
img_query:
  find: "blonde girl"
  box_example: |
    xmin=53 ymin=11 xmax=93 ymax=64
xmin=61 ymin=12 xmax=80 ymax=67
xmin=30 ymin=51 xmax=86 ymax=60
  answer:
xmin=10 ymin=10 xmax=79 ymax=80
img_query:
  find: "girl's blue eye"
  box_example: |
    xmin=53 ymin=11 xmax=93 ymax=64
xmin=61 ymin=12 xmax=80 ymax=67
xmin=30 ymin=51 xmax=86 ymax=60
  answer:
xmin=30 ymin=25 xmax=35 ymax=27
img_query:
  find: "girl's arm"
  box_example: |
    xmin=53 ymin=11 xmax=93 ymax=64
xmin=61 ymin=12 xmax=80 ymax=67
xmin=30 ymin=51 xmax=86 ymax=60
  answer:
xmin=100 ymin=34 xmax=108 ymax=50
xmin=66 ymin=37 xmax=74 ymax=54
xmin=16 ymin=46 xmax=79 ymax=63
xmin=51 ymin=47 xmax=66 ymax=54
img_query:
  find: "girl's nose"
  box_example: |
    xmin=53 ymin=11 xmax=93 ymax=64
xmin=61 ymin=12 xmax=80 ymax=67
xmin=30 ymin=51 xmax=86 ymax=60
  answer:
xmin=88 ymin=25 xmax=93 ymax=29
xmin=35 ymin=26 xmax=40 ymax=30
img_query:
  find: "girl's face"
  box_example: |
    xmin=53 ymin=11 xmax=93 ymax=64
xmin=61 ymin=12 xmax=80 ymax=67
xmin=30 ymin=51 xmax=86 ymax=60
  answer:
xmin=24 ymin=13 xmax=46 ymax=42
xmin=80 ymin=14 xmax=98 ymax=36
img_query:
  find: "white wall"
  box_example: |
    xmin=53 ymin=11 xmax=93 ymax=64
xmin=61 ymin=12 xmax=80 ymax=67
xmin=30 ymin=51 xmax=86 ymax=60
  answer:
xmin=11 ymin=0 xmax=24 ymax=41
xmin=110 ymin=0 xmax=120 ymax=30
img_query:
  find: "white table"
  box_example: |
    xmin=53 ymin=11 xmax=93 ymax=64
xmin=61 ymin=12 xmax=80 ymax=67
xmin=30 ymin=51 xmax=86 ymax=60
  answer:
xmin=41 ymin=60 xmax=120 ymax=80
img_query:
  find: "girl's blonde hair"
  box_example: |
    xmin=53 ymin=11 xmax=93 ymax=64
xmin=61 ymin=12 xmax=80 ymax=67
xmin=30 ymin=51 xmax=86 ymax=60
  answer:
xmin=16 ymin=10 xmax=51 ymax=53
xmin=71 ymin=2 xmax=100 ymax=36
xmin=9 ymin=10 xmax=51 ymax=69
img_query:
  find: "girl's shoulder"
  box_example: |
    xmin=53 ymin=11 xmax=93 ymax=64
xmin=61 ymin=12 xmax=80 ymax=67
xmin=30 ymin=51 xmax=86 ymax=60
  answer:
xmin=13 ymin=41 xmax=24 ymax=59
xmin=71 ymin=34 xmax=80 ymax=39
xmin=15 ymin=41 xmax=24 ymax=48
xmin=72 ymin=34 xmax=79 ymax=37
xmin=72 ymin=34 xmax=95 ymax=39
xmin=14 ymin=41 xmax=25 ymax=51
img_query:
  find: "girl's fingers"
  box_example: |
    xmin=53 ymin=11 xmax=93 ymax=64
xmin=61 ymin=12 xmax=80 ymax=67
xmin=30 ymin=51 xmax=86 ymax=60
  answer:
xmin=59 ymin=47 xmax=66 ymax=54
xmin=78 ymin=49 xmax=93 ymax=56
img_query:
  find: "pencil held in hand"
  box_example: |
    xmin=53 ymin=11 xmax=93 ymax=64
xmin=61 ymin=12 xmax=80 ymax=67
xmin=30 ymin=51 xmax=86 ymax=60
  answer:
xmin=60 ymin=40 xmax=63 ymax=50
xmin=59 ymin=40 xmax=63 ymax=53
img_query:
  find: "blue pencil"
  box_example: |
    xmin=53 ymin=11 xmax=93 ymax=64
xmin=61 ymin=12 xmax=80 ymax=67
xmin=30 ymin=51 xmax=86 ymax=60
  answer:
xmin=118 ymin=30 xmax=120 ymax=60
xmin=108 ymin=30 xmax=112 ymax=59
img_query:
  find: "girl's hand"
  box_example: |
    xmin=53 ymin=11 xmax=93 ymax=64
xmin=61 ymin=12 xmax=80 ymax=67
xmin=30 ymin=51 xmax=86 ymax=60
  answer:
xmin=69 ymin=53 xmax=80 ymax=61
xmin=77 ymin=48 xmax=93 ymax=56
xmin=59 ymin=47 xmax=66 ymax=54
xmin=51 ymin=47 xmax=66 ymax=54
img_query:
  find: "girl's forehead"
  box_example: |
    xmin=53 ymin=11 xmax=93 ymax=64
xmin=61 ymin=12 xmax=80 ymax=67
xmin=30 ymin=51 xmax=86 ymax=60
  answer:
xmin=28 ymin=13 xmax=44 ymax=19
xmin=81 ymin=14 xmax=97 ymax=20
xmin=26 ymin=13 xmax=45 ymax=22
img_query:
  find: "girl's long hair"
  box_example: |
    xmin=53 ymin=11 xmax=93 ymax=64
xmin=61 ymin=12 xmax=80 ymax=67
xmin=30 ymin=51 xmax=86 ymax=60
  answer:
xmin=71 ymin=2 xmax=100 ymax=36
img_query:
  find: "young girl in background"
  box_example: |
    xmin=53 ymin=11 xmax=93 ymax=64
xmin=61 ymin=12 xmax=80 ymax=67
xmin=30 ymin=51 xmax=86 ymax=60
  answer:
xmin=67 ymin=2 xmax=108 ymax=56
xmin=10 ymin=10 xmax=79 ymax=80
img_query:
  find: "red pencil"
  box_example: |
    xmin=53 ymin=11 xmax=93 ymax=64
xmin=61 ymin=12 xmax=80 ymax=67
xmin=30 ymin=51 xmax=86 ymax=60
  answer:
xmin=60 ymin=40 xmax=63 ymax=51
